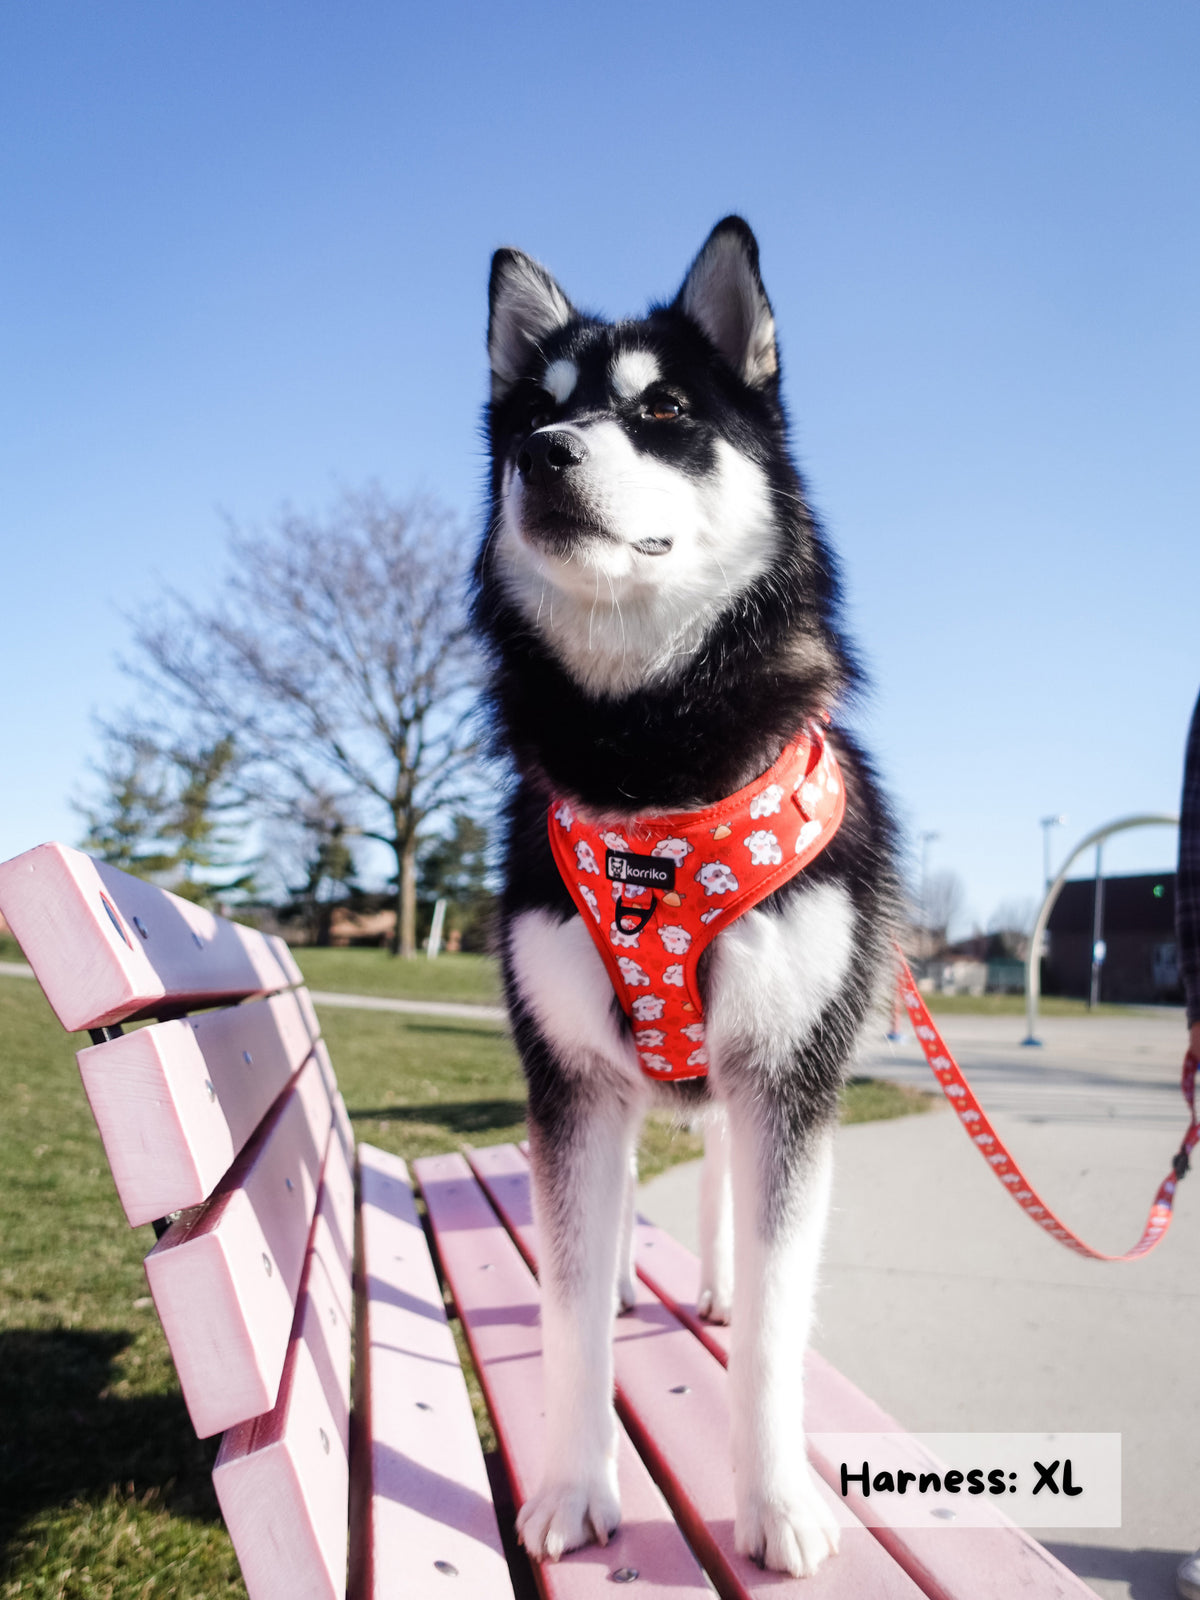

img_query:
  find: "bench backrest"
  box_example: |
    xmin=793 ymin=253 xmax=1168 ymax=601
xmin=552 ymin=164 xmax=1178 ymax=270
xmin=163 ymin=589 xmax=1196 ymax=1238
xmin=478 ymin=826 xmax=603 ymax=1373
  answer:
xmin=0 ymin=842 xmax=354 ymax=1600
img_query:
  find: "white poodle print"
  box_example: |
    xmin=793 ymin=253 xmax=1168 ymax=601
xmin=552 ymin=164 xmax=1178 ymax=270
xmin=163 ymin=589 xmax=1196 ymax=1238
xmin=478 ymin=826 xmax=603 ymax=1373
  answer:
xmin=681 ymin=1022 xmax=706 ymax=1043
xmin=695 ymin=861 xmax=739 ymax=897
xmin=686 ymin=1046 xmax=709 ymax=1068
xmin=553 ymin=800 xmax=575 ymax=830
xmin=651 ymin=836 xmax=693 ymax=865
xmin=662 ymin=964 xmax=685 ymax=988
xmin=577 ymin=882 xmax=601 ymax=923
xmin=749 ymin=783 xmax=783 ymax=819
xmin=575 ymin=840 xmax=600 ymax=875
xmin=600 ymin=829 xmax=630 ymax=852
xmin=638 ymin=1053 xmax=671 ymax=1074
xmin=609 ymin=921 xmax=641 ymax=949
xmin=634 ymin=1028 xmax=666 ymax=1048
xmin=699 ymin=907 xmax=722 ymax=925
xmin=658 ymin=924 xmax=692 ymax=955
xmin=794 ymin=820 xmax=823 ymax=854
xmin=743 ymin=828 xmax=782 ymax=866
xmin=631 ymin=994 xmax=665 ymax=1021
xmin=618 ymin=956 xmax=650 ymax=987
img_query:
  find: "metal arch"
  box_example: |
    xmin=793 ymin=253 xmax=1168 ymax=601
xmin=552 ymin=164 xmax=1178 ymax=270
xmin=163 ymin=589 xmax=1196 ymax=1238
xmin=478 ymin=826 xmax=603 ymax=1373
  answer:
xmin=1023 ymin=813 xmax=1179 ymax=1044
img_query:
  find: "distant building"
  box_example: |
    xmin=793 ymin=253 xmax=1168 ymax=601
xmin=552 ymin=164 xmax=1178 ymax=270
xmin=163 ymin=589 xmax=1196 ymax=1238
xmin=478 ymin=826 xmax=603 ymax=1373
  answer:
xmin=1043 ymin=872 xmax=1181 ymax=1005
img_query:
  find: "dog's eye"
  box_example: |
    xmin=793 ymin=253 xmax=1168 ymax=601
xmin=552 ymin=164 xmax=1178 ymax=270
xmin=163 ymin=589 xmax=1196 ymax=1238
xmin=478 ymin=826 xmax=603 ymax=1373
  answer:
xmin=644 ymin=394 xmax=683 ymax=422
xmin=528 ymin=412 xmax=550 ymax=432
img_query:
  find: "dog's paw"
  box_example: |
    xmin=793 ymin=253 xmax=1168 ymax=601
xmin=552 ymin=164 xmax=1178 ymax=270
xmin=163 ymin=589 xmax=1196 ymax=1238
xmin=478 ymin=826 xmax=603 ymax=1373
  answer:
xmin=616 ymin=1273 xmax=639 ymax=1316
xmin=697 ymin=1284 xmax=732 ymax=1324
xmin=517 ymin=1469 xmax=622 ymax=1561
xmin=735 ymin=1473 xmax=841 ymax=1577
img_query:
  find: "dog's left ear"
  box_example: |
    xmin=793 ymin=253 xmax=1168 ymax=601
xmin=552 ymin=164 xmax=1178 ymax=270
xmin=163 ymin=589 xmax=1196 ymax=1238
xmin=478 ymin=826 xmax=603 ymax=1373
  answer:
xmin=488 ymin=248 xmax=575 ymax=400
xmin=674 ymin=217 xmax=778 ymax=388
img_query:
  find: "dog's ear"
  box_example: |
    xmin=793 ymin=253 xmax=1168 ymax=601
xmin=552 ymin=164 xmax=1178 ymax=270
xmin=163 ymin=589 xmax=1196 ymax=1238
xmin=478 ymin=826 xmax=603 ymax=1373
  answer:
xmin=488 ymin=248 xmax=574 ymax=400
xmin=674 ymin=217 xmax=778 ymax=388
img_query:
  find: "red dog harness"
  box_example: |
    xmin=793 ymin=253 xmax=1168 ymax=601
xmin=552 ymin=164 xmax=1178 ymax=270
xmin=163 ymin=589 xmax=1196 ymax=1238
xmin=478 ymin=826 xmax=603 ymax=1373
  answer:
xmin=547 ymin=722 xmax=846 ymax=1081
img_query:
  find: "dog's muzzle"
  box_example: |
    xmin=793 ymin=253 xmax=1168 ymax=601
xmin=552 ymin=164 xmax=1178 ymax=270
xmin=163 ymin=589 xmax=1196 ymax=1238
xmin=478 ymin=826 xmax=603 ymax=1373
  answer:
xmin=516 ymin=428 xmax=588 ymax=489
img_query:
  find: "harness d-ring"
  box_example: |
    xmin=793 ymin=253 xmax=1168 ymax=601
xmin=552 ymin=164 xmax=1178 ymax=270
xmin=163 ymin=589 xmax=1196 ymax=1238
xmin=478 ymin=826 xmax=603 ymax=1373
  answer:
xmin=614 ymin=895 xmax=657 ymax=936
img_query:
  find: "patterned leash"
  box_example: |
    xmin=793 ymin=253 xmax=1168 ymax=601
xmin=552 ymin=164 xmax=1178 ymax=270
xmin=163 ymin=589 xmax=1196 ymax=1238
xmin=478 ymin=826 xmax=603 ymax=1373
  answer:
xmin=897 ymin=957 xmax=1200 ymax=1260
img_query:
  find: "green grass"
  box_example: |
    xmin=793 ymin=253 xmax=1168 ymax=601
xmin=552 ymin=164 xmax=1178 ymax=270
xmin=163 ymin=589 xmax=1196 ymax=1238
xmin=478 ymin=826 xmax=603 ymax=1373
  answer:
xmin=0 ymin=956 xmax=928 ymax=1596
xmin=293 ymin=946 xmax=502 ymax=1005
xmin=923 ymin=991 xmax=1135 ymax=1016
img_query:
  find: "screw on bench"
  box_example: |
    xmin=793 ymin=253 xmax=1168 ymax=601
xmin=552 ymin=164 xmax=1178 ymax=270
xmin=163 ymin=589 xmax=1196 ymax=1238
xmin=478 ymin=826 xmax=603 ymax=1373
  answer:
xmin=433 ymin=1560 xmax=458 ymax=1576
xmin=610 ymin=1568 xmax=639 ymax=1583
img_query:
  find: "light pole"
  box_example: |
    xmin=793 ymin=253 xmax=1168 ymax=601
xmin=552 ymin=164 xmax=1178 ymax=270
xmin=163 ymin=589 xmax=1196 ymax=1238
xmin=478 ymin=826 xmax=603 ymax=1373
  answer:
xmin=1088 ymin=843 xmax=1105 ymax=1010
xmin=1022 ymin=813 xmax=1178 ymax=1045
xmin=918 ymin=830 xmax=939 ymax=960
xmin=1040 ymin=814 xmax=1066 ymax=890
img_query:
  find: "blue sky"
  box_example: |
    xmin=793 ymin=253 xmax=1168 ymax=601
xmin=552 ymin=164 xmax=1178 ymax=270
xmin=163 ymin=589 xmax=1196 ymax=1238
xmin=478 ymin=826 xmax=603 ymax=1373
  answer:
xmin=2 ymin=1 xmax=1197 ymax=931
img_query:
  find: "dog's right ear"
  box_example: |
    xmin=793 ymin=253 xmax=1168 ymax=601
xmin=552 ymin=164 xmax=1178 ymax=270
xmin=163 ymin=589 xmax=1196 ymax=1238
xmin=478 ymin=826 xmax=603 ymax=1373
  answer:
xmin=488 ymin=249 xmax=574 ymax=400
xmin=675 ymin=217 xmax=778 ymax=388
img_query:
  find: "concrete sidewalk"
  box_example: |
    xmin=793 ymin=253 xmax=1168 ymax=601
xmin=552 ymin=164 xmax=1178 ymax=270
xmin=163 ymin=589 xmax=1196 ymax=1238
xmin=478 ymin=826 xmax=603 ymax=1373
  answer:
xmin=1 ymin=958 xmax=508 ymax=1025
xmin=639 ymin=1009 xmax=1199 ymax=1600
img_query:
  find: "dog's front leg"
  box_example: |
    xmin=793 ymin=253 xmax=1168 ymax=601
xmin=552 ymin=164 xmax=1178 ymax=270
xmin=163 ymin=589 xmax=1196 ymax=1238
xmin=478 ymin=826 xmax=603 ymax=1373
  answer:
xmin=698 ymin=1108 xmax=733 ymax=1323
xmin=726 ymin=1099 xmax=841 ymax=1577
xmin=517 ymin=1088 xmax=639 ymax=1561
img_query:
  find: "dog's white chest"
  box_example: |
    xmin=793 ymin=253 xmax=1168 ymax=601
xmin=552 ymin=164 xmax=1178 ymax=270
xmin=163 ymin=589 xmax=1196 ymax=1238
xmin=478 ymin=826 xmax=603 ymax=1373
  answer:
xmin=508 ymin=881 xmax=855 ymax=1084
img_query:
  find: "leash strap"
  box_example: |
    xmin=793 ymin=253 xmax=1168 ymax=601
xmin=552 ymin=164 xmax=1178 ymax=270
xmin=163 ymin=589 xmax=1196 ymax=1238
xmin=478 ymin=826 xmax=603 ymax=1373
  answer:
xmin=897 ymin=956 xmax=1200 ymax=1260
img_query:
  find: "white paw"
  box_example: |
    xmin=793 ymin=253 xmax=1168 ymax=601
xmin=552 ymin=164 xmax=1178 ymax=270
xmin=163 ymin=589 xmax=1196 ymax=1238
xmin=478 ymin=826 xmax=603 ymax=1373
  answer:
xmin=517 ymin=1467 xmax=622 ymax=1561
xmin=735 ymin=1471 xmax=841 ymax=1577
xmin=697 ymin=1284 xmax=732 ymax=1324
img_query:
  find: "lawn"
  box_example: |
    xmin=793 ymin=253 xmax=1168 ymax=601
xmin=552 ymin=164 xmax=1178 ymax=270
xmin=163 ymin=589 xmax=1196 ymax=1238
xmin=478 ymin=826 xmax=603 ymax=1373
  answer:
xmin=0 ymin=947 xmax=931 ymax=1597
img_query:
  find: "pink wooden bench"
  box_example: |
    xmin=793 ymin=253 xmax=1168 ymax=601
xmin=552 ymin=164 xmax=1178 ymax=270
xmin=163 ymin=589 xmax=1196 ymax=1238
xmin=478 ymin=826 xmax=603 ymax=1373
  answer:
xmin=1 ymin=841 xmax=1098 ymax=1599
xmin=0 ymin=842 xmax=512 ymax=1600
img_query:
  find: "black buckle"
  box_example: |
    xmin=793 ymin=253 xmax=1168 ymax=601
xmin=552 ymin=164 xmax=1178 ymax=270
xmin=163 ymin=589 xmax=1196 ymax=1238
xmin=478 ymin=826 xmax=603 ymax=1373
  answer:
xmin=614 ymin=894 xmax=657 ymax=936
xmin=1173 ymin=1145 xmax=1191 ymax=1182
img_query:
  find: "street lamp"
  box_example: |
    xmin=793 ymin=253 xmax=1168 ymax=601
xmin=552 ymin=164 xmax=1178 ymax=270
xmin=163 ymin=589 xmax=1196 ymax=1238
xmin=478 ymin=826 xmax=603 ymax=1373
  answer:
xmin=918 ymin=830 xmax=939 ymax=959
xmin=1040 ymin=814 xmax=1066 ymax=890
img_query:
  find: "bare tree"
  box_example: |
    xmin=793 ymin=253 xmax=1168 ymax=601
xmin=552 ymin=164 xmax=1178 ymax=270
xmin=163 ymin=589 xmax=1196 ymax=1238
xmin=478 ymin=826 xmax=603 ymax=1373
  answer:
xmin=128 ymin=487 xmax=479 ymax=956
xmin=922 ymin=868 xmax=966 ymax=954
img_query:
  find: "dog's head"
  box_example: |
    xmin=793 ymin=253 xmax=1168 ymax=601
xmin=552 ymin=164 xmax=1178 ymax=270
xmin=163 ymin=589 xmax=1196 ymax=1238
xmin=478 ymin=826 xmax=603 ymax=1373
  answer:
xmin=479 ymin=218 xmax=801 ymax=696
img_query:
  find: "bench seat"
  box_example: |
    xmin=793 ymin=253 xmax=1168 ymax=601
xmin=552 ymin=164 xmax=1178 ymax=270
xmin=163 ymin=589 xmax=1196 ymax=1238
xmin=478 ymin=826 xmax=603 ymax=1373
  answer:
xmin=0 ymin=842 xmax=1098 ymax=1600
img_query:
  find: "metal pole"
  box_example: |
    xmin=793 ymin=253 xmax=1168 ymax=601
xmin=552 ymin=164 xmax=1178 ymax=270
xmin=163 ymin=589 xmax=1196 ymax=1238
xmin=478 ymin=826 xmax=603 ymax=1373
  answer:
xmin=1023 ymin=812 xmax=1177 ymax=1045
xmin=918 ymin=830 xmax=939 ymax=960
xmin=1088 ymin=844 xmax=1105 ymax=1010
xmin=1041 ymin=814 xmax=1065 ymax=890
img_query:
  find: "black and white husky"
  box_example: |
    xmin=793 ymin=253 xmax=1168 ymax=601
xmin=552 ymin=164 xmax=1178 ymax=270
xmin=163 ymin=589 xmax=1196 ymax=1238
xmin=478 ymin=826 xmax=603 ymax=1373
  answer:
xmin=472 ymin=217 xmax=899 ymax=1579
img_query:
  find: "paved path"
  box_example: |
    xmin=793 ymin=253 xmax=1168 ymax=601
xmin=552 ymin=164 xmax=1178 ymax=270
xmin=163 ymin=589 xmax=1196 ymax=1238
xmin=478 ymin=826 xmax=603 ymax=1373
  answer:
xmin=1 ymin=958 xmax=507 ymax=1024
xmin=306 ymin=989 xmax=506 ymax=1023
xmin=640 ymin=1008 xmax=1198 ymax=1600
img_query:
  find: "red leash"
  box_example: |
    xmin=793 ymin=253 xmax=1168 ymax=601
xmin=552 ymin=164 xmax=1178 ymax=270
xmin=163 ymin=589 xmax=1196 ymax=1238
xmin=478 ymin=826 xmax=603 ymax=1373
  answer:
xmin=897 ymin=957 xmax=1200 ymax=1260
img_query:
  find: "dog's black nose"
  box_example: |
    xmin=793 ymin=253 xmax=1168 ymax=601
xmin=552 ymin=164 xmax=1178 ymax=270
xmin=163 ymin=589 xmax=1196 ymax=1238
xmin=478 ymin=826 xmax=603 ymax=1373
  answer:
xmin=516 ymin=429 xmax=588 ymax=487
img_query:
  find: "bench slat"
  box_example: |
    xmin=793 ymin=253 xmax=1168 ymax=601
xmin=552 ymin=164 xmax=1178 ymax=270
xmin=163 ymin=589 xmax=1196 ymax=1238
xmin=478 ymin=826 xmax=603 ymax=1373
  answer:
xmin=145 ymin=1051 xmax=333 ymax=1436
xmin=214 ymin=1123 xmax=356 ymax=1600
xmin=631 ymin=1210 xmax=1098 ymax=1600
xmin=467 ymin=1145 xmax=924 ymax=1600
xmin=77 ymin=987 xmax=321 ymax=1226
xmin=415 ymin=1152 xmax=713 ymax=1600
xmin=0 ymin=842 xmax=300 ymax=1030
xmin=350 ymin=1143 xmax=515 ymax=1600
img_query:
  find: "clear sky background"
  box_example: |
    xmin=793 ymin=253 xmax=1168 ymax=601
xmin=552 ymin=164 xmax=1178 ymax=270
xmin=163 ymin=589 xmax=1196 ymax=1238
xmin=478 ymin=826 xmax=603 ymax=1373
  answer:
xmin=2 ymin=1 xmax=1197 ymax=933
